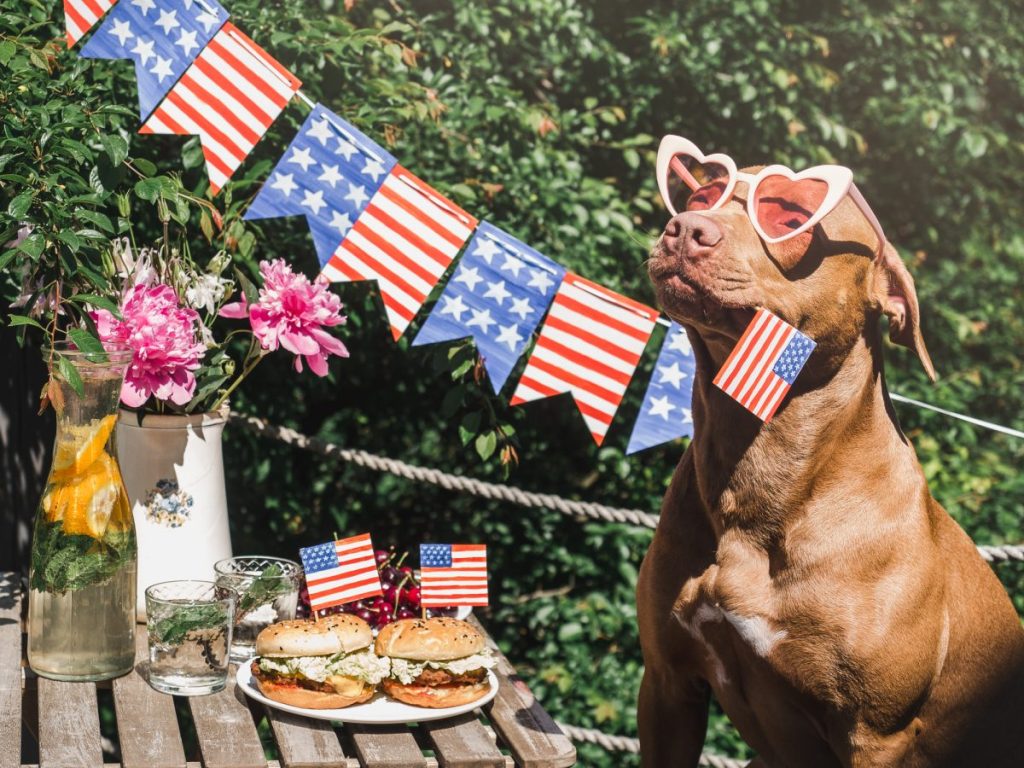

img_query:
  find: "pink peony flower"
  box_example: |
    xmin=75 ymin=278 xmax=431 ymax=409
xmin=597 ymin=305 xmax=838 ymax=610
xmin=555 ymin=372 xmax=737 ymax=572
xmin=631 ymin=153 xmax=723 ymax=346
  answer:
xmin=219 ymin=259 xmax=348 ymax=376
xmin=92 ymin=284 xmax=206 ymax=408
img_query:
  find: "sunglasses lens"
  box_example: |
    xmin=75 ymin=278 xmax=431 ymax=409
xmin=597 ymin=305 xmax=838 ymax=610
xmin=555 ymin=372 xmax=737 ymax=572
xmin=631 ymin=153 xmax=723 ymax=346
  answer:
xmin=666 ymin=154 xmax=730 ymax=213
xmin=753 ymin=175 xmax=829 ymax=239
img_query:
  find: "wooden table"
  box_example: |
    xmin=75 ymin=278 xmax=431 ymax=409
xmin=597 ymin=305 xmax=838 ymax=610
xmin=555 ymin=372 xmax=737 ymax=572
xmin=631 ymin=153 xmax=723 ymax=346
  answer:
xmin=1 ymin=573 xmax=575 ymax=768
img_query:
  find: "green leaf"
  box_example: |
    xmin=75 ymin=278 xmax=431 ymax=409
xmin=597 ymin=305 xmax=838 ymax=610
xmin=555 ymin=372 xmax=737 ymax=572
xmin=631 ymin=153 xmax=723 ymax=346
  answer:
xmin=475 ymin=431 xmax=497 ymax=461
xmin=67 ymin=328 xmax=108 ymax=361
xmin=17 ymin=233 xmax=45 ymax=259
xmin=75 ymin=209 xmax=114 ymax=233
xmin=133 ymin=157 xmax=158 ymax=176
xmin=7 ymin=314 xmax=45 ymax=331
xmin=99 ymin=134 xmax=129 ymax=166
xmin=55 ymin=356 xmax=85 ymax=397
xmin=67 ymin=293 xmax=121 ymax=317
xmin=459 ymin=411 xmax=481 ymax=445
xmin=7 ymin=190 xmax=33 ymax=218
xmin=0 ymin=40 xmax=16 ymax=67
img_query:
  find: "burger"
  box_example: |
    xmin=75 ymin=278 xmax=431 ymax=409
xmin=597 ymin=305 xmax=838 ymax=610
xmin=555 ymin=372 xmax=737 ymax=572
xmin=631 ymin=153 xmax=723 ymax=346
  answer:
xmin=375 ymin=617 xmax=496 ymax=708
xmin=251 ymin=615 xmax=389 ymax=709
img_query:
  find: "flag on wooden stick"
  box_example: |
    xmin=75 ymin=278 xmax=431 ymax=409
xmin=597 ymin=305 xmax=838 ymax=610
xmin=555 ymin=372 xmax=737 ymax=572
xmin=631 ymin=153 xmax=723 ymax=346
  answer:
xmin=713 ymin=308 xmax=815 ymax=422
xmin=419 ymin=544 xmax=488 ymax=607
xmin=299 ymin=533 xmax=383 ymax=613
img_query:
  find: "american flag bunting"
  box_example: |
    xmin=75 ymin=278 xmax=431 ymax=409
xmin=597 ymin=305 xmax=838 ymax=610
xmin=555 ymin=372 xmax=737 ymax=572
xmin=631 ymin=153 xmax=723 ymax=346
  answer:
xmin=626 ymin=321 xmax=697 ymax=454
xmin=320 ymin=166 xmax=478 ymax=340
xmin=299 ymin=533 xmax=383 ymax=613
xmin=419 ymin=544 xmax=488 ymax=607
xmin=64 ymin=0 xmax=118 ymax=47
xmin=412 ymin=221 xmax=565 ymax=393
xmin=79 ymin=0 xmax=229 ymax=120
xmin=511 ymin=274 xmax=657 ymax=445
xmin=244 ymin=104 xmax=397 ymax=268
xmin=141 ymin=22 xmax=301 ymax=195
xmin=713 ymin=308 xmax=816 ymax=422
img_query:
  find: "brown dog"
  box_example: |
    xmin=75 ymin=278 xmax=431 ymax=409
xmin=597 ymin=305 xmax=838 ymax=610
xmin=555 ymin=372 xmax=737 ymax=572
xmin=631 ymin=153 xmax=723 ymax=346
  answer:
xmin=636 ymin=168 xmax=1024 ymax=766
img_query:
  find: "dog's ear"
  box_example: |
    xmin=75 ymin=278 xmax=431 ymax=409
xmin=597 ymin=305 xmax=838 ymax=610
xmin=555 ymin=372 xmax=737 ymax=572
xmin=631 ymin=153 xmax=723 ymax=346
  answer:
xmin=871 ymin=243 xmax=936 ymax=381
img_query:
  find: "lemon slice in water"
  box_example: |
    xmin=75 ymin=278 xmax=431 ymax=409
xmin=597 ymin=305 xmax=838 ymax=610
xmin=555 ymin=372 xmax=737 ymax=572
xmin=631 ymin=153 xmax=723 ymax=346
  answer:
xmin=51 ymin=414 xmax=117 ymax=483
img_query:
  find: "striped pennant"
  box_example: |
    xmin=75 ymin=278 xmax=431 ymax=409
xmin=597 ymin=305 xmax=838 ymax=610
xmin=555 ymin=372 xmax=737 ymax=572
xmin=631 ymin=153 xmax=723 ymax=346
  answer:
xmin=511 ymin=274 xmax=657 ymax=445
xmin=140 ymin=22 xmax=301 ymax=195
xmin=65 ymin=0 xmax=118 ymax=47
xmin=299 ymin=533 xmax=383 ymax=613
xmin=419 ymin=543 xmax=489 ymax=608
xmin=713 ymin=308 xmax=816 ymax=422
xmin=320 ymin=166 xmax=478 ymax=340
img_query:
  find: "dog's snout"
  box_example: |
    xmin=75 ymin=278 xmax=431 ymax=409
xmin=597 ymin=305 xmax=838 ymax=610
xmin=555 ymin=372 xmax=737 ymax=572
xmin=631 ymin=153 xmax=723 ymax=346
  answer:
xmin=662 ymin=212 xmax=723 ymax=260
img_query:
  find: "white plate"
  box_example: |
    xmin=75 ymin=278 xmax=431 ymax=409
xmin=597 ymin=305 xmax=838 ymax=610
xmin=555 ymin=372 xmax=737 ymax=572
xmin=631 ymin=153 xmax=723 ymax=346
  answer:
xmin=235 ymin=664 xmax=499 ymax=724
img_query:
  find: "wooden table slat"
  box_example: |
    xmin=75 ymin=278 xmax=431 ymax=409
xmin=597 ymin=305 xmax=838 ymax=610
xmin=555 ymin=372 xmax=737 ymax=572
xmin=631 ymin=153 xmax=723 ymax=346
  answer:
xmin=37 ymin=677 xmax=103 ymax=767
xmin=347 ymin=723 xmax=427 ymax=768
xmin=0 ymin=573 xmax=22 ymax=768
xmin=111 ymin=630 xmax=186 ymax=768
xmin=188 ymin=666 xmax=268 ymax=768
xmin=264 ymin=705 xmax=348 ymax=768
xmin=469 ymin=618 xmax=575 ymax=768
xmin=420 ymin=712 xmax=506 ymax=768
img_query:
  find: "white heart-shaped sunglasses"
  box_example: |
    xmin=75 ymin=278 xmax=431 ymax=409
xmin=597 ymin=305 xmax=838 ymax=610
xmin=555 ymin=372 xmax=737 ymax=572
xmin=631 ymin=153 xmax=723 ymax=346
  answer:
xmin=656 ymin=135 xmax=886 ymax=258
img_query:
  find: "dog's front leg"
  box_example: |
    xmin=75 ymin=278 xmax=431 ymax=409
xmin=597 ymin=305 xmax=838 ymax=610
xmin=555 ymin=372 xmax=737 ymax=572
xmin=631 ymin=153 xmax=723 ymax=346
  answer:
xmin=638 ymin=669 xmax=710 ymax=767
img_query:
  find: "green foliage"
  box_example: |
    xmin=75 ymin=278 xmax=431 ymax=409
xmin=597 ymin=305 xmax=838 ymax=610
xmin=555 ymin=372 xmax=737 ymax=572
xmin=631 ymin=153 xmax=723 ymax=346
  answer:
xmin=4 ymin=0 xmax=1023 ymax=764
xmin=29 ymin=519 xmax=136 ymax=594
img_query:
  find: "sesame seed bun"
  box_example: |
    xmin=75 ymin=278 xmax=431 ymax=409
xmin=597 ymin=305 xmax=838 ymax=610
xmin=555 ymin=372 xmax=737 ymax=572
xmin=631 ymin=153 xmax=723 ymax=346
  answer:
xmin=374 ymin=617 xmax=485 ymax=661
xmin=255 ymin=616 xmax=372 ymax=658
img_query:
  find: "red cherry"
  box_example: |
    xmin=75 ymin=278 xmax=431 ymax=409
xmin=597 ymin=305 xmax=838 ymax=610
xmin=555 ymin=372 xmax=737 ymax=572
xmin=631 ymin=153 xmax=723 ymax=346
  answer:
xmin=396 ymin=608 xmax=417 ymax=620
xmin=405 ymin=586 xmax=421 ymax=605
xmin=374 ymin=549 xmax=391 ymax=564
xmin=355 ymin=609 xmax=374 ymax=623
xmin=375 ymin=614 xmax=394 ymax=629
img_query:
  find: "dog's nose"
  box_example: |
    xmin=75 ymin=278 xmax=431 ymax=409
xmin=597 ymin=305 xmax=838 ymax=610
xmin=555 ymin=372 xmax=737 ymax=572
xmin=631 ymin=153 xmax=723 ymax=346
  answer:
xmin=663 ymin=212 xmax=723 ymax=260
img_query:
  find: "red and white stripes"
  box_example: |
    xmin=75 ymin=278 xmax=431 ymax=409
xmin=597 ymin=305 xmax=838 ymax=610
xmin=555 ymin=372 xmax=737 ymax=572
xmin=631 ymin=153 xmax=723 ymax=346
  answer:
xmin=712 ymin=308 xmax=797 ymax=421
xmin=64 ymin=0 xmax=117 ymax=47
xmin=304 ymin=533 xmax=383 ymax=612
xmin=321 ymin=167 xmax=477 ymax=340
xmin=511 ymin=275 xmax=656 ymax=444
xmin=140 ymin=23 xmax=301 ymax=195
xmin=420 ymin=545 xmax=489 ymax=608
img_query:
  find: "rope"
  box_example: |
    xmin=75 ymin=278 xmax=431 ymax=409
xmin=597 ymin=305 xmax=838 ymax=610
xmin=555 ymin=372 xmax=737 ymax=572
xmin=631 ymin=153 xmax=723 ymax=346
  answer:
xmin=230 ymin=412 xmax=1024 ymax=565
xmin=555 ymin=722 xmax=747 ymax=767
xmin=230 ymin=413 xmax=661 ymax=529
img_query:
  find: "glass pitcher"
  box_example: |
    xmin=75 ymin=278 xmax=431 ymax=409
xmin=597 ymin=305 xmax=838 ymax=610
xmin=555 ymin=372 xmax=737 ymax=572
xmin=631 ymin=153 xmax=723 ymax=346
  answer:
xmin=28 ymin=342 xmax=137 ymax=681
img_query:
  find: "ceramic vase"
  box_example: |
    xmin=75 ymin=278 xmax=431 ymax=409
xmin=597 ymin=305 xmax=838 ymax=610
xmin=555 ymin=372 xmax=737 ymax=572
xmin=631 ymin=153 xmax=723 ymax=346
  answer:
xmin=116 ymin=406 xmax=233 ymax=620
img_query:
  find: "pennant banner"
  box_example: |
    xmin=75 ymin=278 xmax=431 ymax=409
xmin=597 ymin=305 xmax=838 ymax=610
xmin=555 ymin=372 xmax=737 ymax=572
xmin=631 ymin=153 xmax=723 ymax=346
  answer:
xmin=321 ymin=166 xmax=478 ymax=340
xmin=65 ymin=0 xmax=118 ymax=47
xmin=80 ymin=0 xmax=229 ymax=120
xmin=141 ymin=22 xmax=301 ymax=194
xmin=713 ymin=308 xmax=815 ymax=422
xmin=299 ymin=532 xmax=383 ymax=612
xmin=511 ymin=274 xmax=656 ymax=445
xmin=244 ymin=104 xmax=397 ymax=268
xmin=412 ymin=221 xmax=565 ymax=394
xmin=626 ymin=321 xmax=696 ymax=454
xmin=420 ymin=543 xmax=489 ymax=607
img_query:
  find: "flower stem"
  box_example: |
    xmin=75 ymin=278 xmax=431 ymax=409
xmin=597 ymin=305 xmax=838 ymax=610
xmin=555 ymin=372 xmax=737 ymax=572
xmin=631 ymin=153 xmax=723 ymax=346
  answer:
xmin=209 ymin=339 xmax=264 ymax=412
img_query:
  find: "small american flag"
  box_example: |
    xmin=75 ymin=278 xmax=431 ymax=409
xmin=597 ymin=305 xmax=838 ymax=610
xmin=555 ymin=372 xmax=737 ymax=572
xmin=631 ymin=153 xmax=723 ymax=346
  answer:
xmin=299 ymin=533 xmax=383 ymax=613
xmin=419 ymin=544 xmax=488 ymax=608
xmin=321 ymin=166 xmax=478 ymax=340
xmin=141 ymin=22 xmax=301 ymax=195
xmin=511 ymin=274 xmax=657 ymax=445
xmin=64 ymin=0 xmax=118 ymax=47
xmin=713 ymin=308 xmax=816 ymax=422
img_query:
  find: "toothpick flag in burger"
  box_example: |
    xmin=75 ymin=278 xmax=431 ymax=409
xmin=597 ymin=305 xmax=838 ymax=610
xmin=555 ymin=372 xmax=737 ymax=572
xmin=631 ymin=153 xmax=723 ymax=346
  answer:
xmin=419 ymin=543 xmax=489 ymax=607
xmin=375 ymin=617 xmax=496 ymax=708
xmin=299 ymin=533 xmax=384 ymax=614
xmin=251 ymin=615 xmax=389 ymax=709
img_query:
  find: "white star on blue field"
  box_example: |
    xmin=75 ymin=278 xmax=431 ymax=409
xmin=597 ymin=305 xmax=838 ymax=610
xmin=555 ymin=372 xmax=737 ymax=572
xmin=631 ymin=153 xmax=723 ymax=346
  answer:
xmin=244 ymin=104 xmax=398 ymax=269
xmin=626 ymin=322 xmax=697 ymax=454
xmin=79 ymin=0 xmax=229 ymax=120
xmin=413 ymin=221 xmax=566 ymax=394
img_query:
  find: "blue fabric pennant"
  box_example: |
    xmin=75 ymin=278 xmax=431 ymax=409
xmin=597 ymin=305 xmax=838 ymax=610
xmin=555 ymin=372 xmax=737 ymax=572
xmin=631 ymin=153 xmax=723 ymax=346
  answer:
xmin=244 ymin=103 xmax=398 ymax=269
xmin=412 ymin=221 xmax=566 ymax=394
xmin=79 ymin=0 xmax=229 ymax=121
xmin=626 ymin=322 xmax=697 ymax=454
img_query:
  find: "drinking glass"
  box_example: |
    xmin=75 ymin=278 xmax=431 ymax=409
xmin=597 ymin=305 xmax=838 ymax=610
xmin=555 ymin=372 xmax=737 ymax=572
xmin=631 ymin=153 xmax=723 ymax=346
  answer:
xmin=214 ymin=556 xmax=301 ymax=662
xmin=146 ymin=580 xmax=235 ymax=695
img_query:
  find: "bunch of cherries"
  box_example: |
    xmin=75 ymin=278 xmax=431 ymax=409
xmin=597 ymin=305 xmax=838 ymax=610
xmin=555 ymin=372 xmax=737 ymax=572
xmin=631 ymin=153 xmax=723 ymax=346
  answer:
xmin=298 ymin=548 xmax=458 ymax=629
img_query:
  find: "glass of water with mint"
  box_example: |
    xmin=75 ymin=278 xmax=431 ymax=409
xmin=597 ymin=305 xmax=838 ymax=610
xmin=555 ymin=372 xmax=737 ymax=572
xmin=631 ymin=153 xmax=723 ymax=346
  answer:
xmin=146 ymin=580 xmax=235 ymax=695
xmin=214 ymin=556 xmax=301 ymax=663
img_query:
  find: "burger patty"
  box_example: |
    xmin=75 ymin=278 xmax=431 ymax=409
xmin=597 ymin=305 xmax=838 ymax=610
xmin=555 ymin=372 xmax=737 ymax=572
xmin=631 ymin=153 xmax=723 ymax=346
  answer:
xmin=251 ymin=660 xmax=336 ymax=693
xmin=412 ymin=667 xmax=488 ymax=686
